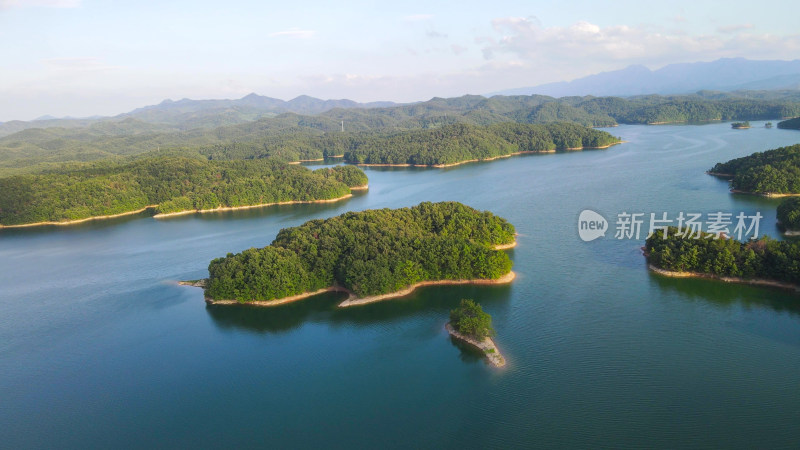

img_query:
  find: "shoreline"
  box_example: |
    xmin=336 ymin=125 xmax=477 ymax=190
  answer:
xmin=337 ymin=271 xmax=516 ymax=307
xmin=2 ymin=186 xmax=367 ymax=228
xmin=445 ymin=323 xmax=506 ymax=367
xmin=729 ymin=189 xmax=800 ymax=198
xmin=353 ymin=142 xmax=623 ymax=169
xmin=203 ymin=286 xmax=353 ymax=307
xmin=706 ymin=171 xmax=734 ymax=178
xmin=646 ymin=119 xmax=722 ymax=125
xmin=777 ymin=220 xmax=800 ymax=236
xmin=288 ymin=158 xmax=325 ymax=164
xmin=492 ymin=239 xmax=518 ymax=250
xmin=0 ymin=205 xmax=157 ymax=229
xmin=152 ymin=193 xmax=355 ymax=219
xmin=189 ymin=271 xmax=516 ymax=308
xmin=647 ymin=264 xmax=800 ymax=292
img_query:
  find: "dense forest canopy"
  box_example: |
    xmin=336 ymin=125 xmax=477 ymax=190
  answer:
xmin=646 ymin=227 xmax=800 ymax=284
xmin=340 ymin=122 xmax=621 ymax=165
xmin=777 ymin=197 xmax=800 ymax=231
xmin=0 ymin=157 xmax=367 ymax=226
xmin=710 ymin=144 xmax=800 ymax=194
xmin=205 ymin=202 xmax=516 ymax=301
xmin=3 ymin=92 xmax=800 ymax=176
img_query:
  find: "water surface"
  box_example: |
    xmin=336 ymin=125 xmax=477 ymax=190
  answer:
xmin=2 ymin=121 xmax=800 ymax=448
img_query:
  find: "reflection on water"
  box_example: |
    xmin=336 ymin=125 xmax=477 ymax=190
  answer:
xmin=206 ymin=283 xmax=514 ymax=335
xmin=650 ymin=271 xmax=800 ymax=316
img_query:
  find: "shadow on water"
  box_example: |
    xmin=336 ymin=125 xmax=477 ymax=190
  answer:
xmin=204 ymin=291 xmax=347 ymax=335
xmin=0 ymin=191 xmax=370 ymax=239
xmin=650 ymin=272 xmax=800 ymax=316
xmin=205 ymin=283 xmax=513 ymax=335
xmin=448 ymin=335 xmax=486 ymax=365
xmin=156 ymin=190 xmax=370 ymax=225
xmin=0 ymin=209 xmax=155 ymax=237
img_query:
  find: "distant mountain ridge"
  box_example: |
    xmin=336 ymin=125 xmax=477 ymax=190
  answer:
xmin=0 ymin=94 xmax=399 ymax=137
xmin=493 ymin=58 xmax=800 ymax=97
xmin=125 ymin=93 xmax=397 ymax=117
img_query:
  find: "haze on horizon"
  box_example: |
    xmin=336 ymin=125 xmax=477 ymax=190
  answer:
xmin=1 ymin=0 xmax=799 ymax=122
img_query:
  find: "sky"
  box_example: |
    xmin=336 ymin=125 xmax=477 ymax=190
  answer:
xmin=1 ymin=0 xmax=799 ymax=121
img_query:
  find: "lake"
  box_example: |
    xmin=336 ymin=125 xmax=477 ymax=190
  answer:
xmin=2 ymin=121 xmax=800 ymax=448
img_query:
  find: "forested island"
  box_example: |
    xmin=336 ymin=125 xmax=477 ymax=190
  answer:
xmin=0 ymin=157 xmax=367 ymax=227
xmin=731 ymin=121 xmax=750 ymax=129
xmin=778 ymin=117 xmax=800 ymax=130
xmin=446 ymin=299 xmax=505 ymax=367
xmin=200 ymin=202 xmax=516 ymax=305
xmin=709 ymin=144 xmax=800 ymax=195
xmin=645 ymin=228 xmax=800 ymax=290
xmin=777 ymin=197 xmax=800 ymax=235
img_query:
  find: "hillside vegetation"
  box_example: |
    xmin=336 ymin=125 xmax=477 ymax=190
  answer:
xmin=206 ymin=202 xmax=515 ymax=301
xmin=710 ymin=144 xmax=800 ymax=194
xmin=0 ymin=157 xmax=367 ymax=226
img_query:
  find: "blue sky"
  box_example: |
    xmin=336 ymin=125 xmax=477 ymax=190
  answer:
xmin=1 ymin=0 xmax=799 ymax=121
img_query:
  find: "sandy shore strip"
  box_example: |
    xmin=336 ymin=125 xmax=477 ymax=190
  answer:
xmin=492 ymin=239 xmax=517 ymax=250
xmin=0 ymin=205 xmax=158 ymax=230
xmin=729 ymin=189 xmax=800 ymax=198
xmin=648 ymin=264 xmax=800 ymax=292
xmin=288 ymin=158 xmax=325 ymax=164
xmin=706 ymin=172 xmax=734 ymax=177
xmin=153 ymin=193 xmax=354 ymax=219
xmin=445 ymin=323 xmax=506 ymax=367
xmin=338 ymin=271 xmax=516 ymax=307
xmin=354 ymin=142 xmax=623 ymax=169
xmin=777 ymin=220 xmax=800 ymax=236
xmin=190 ymin=284 xmax=353 ymax=307
xmin=349 ymin=184 xmax=369 ymax=190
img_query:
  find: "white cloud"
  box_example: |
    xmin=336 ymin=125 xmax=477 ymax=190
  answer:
xmin=403 ymin=14 xmax=433 ymax=22
xmin=426 ymin=30 xmax=447 ymax=39
xmin=269 ymin=29 xmax=316 ymax=39
xmin=482 ymin=17 xmax=800 ymax=66
xmin=0 ymin=0 xmax=80 ymax=8
xmin=451 ymin=44 xmax=467 ymax=55
xmin=42 ymin=57 xmax=117 ymax=71
xmin=717 ymin=23 xmax=754 ymax=33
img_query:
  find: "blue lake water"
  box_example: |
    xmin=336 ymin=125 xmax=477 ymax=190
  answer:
xmin=2 ymin=121 xmax=800 ymax=448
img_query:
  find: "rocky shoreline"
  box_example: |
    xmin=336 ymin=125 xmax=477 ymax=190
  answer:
xmin=445 ymin=323 xmax=506 ymax=367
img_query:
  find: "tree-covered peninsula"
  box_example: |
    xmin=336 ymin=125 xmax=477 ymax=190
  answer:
xmin=645 ymin=227 xmax=800 ymax=288
xmin=204 ymin=202 xmax=516 ymax=303
xmin=446 ymin=299 xmax=505 ymax=367
xmin=777 ymin=117 xmax=800 ymax=130
xmin=709 ymin=144 xmax=800 ymax=195
xmin=341 ymin=122 xmax=621 ymax=166
xmin=0 ymin=157 xmax=367 ymax=226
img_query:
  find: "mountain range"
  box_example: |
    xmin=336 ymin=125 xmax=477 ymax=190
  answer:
xmin=492 ymin=58 xmax=800 ymax=97
xmin=0 ymin=94 xmax=398 ymax=137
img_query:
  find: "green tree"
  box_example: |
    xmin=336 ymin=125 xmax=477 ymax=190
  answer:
xmin=450 ymin=299 xmax=495 ymax=340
